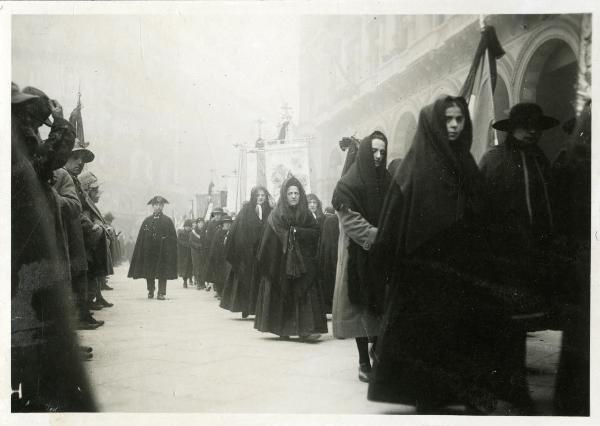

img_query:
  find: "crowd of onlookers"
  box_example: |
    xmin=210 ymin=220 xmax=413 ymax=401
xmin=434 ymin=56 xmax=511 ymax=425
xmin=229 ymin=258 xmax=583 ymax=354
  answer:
xmin=12 ymin=82 xmax=127 ymax=411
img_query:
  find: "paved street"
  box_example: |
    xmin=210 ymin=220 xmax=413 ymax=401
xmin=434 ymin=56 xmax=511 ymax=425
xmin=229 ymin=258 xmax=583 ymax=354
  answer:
xmin=78 ymin=263 xmax=562 ymax=414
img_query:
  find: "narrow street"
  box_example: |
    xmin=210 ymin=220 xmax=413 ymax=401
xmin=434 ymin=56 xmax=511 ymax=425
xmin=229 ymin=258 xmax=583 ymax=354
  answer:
xmin=77 ymin=264 xmax=562 ymax=414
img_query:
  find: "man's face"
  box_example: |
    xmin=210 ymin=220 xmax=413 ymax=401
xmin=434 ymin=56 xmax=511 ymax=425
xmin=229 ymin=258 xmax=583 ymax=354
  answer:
xmin=286 ymin=185 xmax=300 ymax=206
xmin=445 ymin=105 xmax=465 ymax=141
xmin=64 ymin=152 xmax=86 ymax=175
xmin=223 ymin=222 xmax=231 ymax=231
xmin=89 ymin=186 xmax=100 ymax=203
xmin=196 ymin=221 xmax=205 ymax=230
xmin=512 ymin=124 xmax=542 ymax=145
xmin=152 ymin=203 xmax=164 ymax=214
xmin=256 ymin=190 xmax=266 ymax=205
xmin=213 ymin=213 xmax=224 ymax=222
xmin=308 ymin=199 xmax=318 ymax=213
xmin=372 ymin=138 xmax=386 ymax=168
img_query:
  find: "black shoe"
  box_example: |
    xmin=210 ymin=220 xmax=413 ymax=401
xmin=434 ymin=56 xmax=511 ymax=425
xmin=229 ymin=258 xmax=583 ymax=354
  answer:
xmin=86 ymin=315 xmax=105 ymax=326
xmin=77 ymin=321 xmax=101 ymax=330
xmin=88 ymin=302 xmax=103 ymax=310
xmin=80 ymin=352 xmax=94 ymax=361
xmin=241 ymin=311 xmax=249 ymax=319
xmin=358 ymin=363 xmax=371 ymax=383
xmin=183 ymin=283 xmax=188 ymax=288
xmin=157 ymin=294 xmax=166 ymax=300
xmin=98 ymin=298 xmax=114 ymax=308
xmin=79 ymin=346 xmax=93 ymax=353
xmin=101 ymin=284 xmax=113 ymax=291
xmin=148 ymin=292 xmax=154 ymax=299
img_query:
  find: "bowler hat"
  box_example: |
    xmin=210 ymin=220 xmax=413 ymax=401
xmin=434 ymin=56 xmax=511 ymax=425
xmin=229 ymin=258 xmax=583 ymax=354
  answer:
xmin=492 ymin=103 xmax=559 ymax=132
xmin=147 ymin=195 xmax=169 ymax=205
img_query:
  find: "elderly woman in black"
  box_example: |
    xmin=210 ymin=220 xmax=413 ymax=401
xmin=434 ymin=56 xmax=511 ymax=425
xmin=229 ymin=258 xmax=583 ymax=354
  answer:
xmin=254 ymin=177 xmax=327 ymax=340
xmin=367 ymin=95 xmax=539 ymax=414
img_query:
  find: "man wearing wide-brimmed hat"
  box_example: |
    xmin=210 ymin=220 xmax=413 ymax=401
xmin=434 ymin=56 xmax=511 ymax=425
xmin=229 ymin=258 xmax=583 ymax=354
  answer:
xmin=128 ymin=196 xmax=178 ymax=300
xmin=480 ymin=102 xmax=559 ymax=252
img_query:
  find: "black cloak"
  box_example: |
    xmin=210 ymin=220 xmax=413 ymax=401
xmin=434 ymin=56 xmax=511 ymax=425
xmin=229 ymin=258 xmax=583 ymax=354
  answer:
xmin=177 ymin=228 xmax=193 ymax=278
xmin=128 ymin=212 xmax=177 ymax=280
xmin=317 ymin=211 xmax=339 ymax=314
xmin=253 ymin=177 xmax=327 ymax=336
xmin=220 ymin=186 xmax=272 ymax=314
xmin=331 ymin=131 xmax=391 ymax=312
xmin=367 ymin=95 xmax=542 ymax=412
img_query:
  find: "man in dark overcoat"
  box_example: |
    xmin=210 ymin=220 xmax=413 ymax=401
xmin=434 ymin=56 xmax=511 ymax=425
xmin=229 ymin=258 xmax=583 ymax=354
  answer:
xmin=128 ymin=196 xmax=177 ymax=300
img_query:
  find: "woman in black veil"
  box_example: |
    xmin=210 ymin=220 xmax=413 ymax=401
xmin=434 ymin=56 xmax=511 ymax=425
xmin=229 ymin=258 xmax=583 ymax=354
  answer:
xmin=367 ymin=95 xmax=540 ymax=414
xmin=253 ymin=177 xmax=327 ymax=339
xmin=220 ymin=186 xmax=272 ymax=317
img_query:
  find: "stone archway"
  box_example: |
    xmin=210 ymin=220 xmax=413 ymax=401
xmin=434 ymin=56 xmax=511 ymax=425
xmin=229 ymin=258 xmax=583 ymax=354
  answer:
xmin=518 ymin=39 xmax=578 ymax=161
xmin=390 ymin=112 xmax=417 ymax=161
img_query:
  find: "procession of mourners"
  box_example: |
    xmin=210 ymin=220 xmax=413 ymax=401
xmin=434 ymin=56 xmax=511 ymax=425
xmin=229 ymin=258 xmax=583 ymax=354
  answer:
xmin=11 ymin=24 xmax=590 ymax=416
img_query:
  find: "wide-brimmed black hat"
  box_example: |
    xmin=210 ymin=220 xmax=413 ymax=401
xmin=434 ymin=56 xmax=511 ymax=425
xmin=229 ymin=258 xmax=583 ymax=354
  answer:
xmin=492 ymin=103 xmax=559 ymax=132
xmin=11 ymin=82 xmax=39 ymax=105
xmin=22 ymin=86 xmax=53 ymax=127
xmin=147 ymin=195 xmax=169 ymax=205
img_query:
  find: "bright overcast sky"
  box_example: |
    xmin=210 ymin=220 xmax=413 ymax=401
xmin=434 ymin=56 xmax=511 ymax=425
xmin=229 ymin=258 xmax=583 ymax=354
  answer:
xmin=12 ymin=14 xmax=300 ymax=190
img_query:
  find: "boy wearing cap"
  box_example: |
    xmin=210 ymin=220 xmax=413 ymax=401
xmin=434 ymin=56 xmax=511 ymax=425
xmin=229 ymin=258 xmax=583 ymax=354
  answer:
xmin=128 ymin=196 xmax=178 ymax=300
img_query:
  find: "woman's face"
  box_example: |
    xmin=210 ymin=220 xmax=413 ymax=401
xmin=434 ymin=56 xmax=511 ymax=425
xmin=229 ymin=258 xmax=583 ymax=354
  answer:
xmin=286 ymin=185 xmax=300 ymax=207
xmin=196 ymin=221 xmax=205 ymax=230
xmin=308 ymin=199 xmax=318 ymax=213
xmin=372 ymin=138 xmax=386 ymax=168
xmin=256 ymin=190 xmax=266 ymax=205
xmin=445 ymin=104 xmax=465 ymax=141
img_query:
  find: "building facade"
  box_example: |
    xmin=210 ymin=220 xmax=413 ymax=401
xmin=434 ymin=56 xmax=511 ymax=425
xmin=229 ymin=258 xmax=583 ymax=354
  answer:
xmin=298 ymin=14 xmax=589 ymax=205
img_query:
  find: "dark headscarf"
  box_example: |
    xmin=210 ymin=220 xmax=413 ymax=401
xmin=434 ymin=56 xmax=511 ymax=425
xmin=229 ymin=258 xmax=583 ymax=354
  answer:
xmin=331 ymin=130 xmax=392 ymax=226
xmin=249 ymin=185 xmax=273 ymax=218
xmin=267 ymin=176 xmax=317 ymax=279
xmin=307 ymin=193 xmax=324 ymax=218
xmin=376 ymin=95 xmax=482 ymax=258
xmin=268 ymin=176 xmax=312 ymax=246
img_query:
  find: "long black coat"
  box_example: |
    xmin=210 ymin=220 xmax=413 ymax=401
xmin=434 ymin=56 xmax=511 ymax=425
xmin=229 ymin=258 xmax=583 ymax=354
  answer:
xmin=177 ymin=228 xmax=193 ymax=278
xmin=317 ymin=212 xmax=339 ymax=313
xmin=128 ymin=213 xmax=177 ymax=280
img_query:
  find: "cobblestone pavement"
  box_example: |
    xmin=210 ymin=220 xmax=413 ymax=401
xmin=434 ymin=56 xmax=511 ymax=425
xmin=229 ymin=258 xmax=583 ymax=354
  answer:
xmin=78 ymin=264 xmax=561 ymax=414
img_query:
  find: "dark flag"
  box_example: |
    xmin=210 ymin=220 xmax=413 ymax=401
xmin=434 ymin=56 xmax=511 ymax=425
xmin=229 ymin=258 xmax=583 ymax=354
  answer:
xmin=459 ymin=24 xmax=505 ymax=101
xmin=69 ymin=93 xmax=85 ymax=144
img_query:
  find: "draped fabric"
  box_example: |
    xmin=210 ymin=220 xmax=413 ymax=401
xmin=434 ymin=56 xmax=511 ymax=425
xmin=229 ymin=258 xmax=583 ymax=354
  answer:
xmin=253 ymin=177 xmax=327 ymax=336
xmin=177 ymin=228 xmax=193 ymax=278
xmin=220 ymin=186 xmax=272 ymax=314
xmin=317 ymin=212 xmax=339 ymax=314
xmin=368 ymin=96 xmax=540 ymax=413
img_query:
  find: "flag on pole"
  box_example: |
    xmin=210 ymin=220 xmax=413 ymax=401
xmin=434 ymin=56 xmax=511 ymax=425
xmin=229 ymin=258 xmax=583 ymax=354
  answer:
xmin=459 ymin=20 xmax=505 ymax=153
xmin=69 ymin=92 xmax=86 ymax=144
xmin=459 ymin=23 xmax=505 ymax=102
